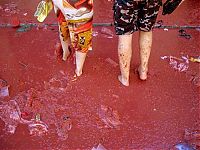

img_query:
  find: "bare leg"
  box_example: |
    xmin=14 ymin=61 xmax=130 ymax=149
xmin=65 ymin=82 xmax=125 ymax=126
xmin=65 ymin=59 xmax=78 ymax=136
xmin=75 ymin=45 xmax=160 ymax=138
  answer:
xmin=58 ymin=26 xmax=71 ymax=61
xmin=118 ymin=34 xmax=133 ymax=86
xmin=54 ymin=5 xmax=71 ymax=61
xmin=139 ymin=31 xmax=152 ymax=80
xmin=75 ymin=51 xmax=87 ymax=76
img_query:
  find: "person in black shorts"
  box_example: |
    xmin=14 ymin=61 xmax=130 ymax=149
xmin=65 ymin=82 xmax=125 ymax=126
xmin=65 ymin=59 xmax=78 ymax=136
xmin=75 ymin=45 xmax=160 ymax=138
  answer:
xmin=113 ymin=0 xmax=162 ymax=86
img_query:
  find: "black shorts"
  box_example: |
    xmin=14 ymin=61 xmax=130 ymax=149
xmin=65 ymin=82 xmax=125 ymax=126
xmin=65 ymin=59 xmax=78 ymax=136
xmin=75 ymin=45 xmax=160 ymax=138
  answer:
xmin=113 ymin=0 xmax=161 ymax=35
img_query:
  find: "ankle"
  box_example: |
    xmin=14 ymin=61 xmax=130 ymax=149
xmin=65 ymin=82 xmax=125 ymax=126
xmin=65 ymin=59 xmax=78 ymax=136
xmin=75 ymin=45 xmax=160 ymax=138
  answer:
xmin=139 ymin=65 xmax=148 ymax=72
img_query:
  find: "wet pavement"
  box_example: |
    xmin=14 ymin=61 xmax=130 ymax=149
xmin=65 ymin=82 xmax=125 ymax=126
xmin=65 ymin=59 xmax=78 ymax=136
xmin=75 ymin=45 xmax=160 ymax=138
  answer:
xmin=0 ymin=0 xmax=199 ymax=149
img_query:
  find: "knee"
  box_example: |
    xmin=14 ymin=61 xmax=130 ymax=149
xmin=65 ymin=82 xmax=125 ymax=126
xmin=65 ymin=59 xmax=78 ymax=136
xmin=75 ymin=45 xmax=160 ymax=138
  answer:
xmin=118 ymin=35 xmax=132 ymax=50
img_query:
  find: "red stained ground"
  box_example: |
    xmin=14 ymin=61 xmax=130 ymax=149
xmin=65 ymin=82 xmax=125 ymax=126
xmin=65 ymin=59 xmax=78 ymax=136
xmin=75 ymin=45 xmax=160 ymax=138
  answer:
xmin=0 ymin=0 xmax=199 ymax=149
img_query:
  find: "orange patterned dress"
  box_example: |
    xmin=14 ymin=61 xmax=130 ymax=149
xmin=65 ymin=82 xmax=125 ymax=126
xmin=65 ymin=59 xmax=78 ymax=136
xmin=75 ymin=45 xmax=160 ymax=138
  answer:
xmin=53 ymin=0 xmax=93 ymax=53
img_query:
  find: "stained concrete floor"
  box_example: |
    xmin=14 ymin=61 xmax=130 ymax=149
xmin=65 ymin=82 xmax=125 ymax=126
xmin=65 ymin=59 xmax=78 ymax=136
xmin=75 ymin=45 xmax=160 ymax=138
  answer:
xmin=0 ymin=0 xmax=199 ymax=149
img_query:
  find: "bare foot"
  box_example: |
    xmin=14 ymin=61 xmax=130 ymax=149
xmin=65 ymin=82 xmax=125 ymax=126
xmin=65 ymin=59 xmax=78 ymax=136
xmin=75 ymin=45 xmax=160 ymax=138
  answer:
xmin=75 ymin=69 xmax=83 ymax=77
xmin=118 ymin=75 xmax=129 ymax=86
xmin=72 ymin=70 xmax=82 ymax=81
xmin=138 ymin=66 xmax=148 ymax=80
xmin=62 ymin=51 xmax=70 ymax=61
xmin=63 ymin=46 xmax=73 ymax=61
